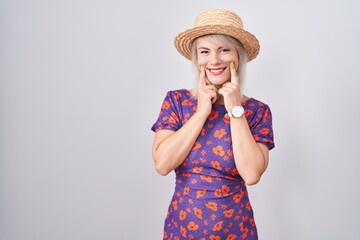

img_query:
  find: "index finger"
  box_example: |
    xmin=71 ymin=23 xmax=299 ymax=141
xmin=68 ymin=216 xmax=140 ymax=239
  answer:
xmin=199 ymin=65 xmax=207 ymax=87
xmin=230 ymin=62 xmax=239 ymax=85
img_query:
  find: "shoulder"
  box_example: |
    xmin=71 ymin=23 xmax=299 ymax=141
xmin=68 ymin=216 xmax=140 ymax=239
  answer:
xmin=166 ymin=89 xmax=193 ymax=99
xmin=244 ymin=97 xmax=270 ymax=110
xmin=165 ymin=89 xmax=195 ymax=105
xmin=243 ymin=97 xmax=273 ymax=119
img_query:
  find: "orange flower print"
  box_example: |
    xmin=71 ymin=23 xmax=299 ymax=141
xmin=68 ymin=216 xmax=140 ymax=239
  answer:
xmin=226 ymin=233 xmax=237 ymax=240
xmin=246 ymin=201 xmax=252 ymax=211
xmin=174 ymin=91 xmax=182 ymax=100
xmin=169 ymin=117 xmax=176 ymax=123
xmin=171 ymin=200 xmax=178 ymax=210
xmin=163 ymin=231 xmax=168 ymax=239
xmin=223 ymin=209 xmax=234 ymax=218
xmin=225 ymin=175 xmax=235 ymax=181
xmin=201 ymin=128 xmax=206 ymax=136
xmin=260 ymin=127 xmax=269 ymax=135
xmin=182 ymin=172 xmax=191 ymax=177
xmin=196 ymin=189 xmax=206 ymax=198
xmin=211 ymin=161 xmax=222 ymax=171
xmin=179 ymin=210 xmax=187 ymax=221
xmin=192 ymin=159 xmax=199 ymax=164
xmin=174 ymin=237 xmax=180 ymax=240
xmin=249 ymin=217 xmax=256 ymax=227
xmin=214 ymin=189 xmax=222 ymax=198
xmin=192 ymin=166 xmax=203 ymax=173
xmin=181 ymin=99 xmax=192 ymax=106
xmin=172 ymin=219 xmax=178 ymax=228
xmin=231 ymin=168 xmax=239 ymax=176
xmin=162 ymin=101 xmax=170 ymax=110
xmin=222 ymin=116 xmax=230 ymax=124
xmin=211 ymin=213 xmax=217 ymax=221
xmin=242 ymin=228 xmax=249 ymax=238
xmin=168 ymin=112 xmax=178 ymax=124
xmin=214 ymin=128 xmax=226 ymax=139
xmin=181 ymin=157 xmax=188 ymax=167
xmin=208 ymin=110 xmax=219 ymax=120
xmin=212 ymin=146 xmax=225 ymax=156
xmin=183 ymin=187 xmax=190 ymax=195
xmin=194 ymin=207 xmax=203 ymax=219
xmin=212 ymin=221 xmax=223 ymax=231
xmin=191 ymin=141 xmax=201 ymax=151
xmin=200 ymin=150 xmax=207 ymax=156
xmin=205 ymin=201 xmax=218 ymax=211
xmin=209 ymin=235 xmax=221 ymax=240
xmin=239 ymin=222 xmax=249 ymax=238
xmin=221 ymin=185 xmax=230 ymax=196
xmin=200 ymin=175 xmax=212 ymax=182
xmin=187 ymin=221 xmax=199 ymax=231
xmin=244 ymin=109 xmax=253 ymax=117
xmin=232 ymin=191 xmax=244 ymax=204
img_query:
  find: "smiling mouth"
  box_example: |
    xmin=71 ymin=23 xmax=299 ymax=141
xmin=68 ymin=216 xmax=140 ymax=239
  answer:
xmin=208 ymin=67 xmax=227 ymax=76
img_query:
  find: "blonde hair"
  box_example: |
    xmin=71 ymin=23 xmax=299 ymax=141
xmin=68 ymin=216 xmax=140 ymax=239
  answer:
xmin=190 ymin=34 xmax=248 ymax=97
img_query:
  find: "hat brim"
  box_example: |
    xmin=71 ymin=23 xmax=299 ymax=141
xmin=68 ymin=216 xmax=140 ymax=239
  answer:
xmin=174 ymin=25 xmax=260 ymax=61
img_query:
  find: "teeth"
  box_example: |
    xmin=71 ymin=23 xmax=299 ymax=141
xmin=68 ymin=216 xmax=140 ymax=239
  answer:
xmin=209 ymin=69 xmax=224 ymax=73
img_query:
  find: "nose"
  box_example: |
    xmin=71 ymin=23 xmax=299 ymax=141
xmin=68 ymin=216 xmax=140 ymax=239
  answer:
xmin=210 ymin=53 xmax=221 ymax=66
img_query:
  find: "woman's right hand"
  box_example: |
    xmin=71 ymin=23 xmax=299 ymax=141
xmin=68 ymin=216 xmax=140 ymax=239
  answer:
xmin=196 ymin=65 xmax=218 ymax=117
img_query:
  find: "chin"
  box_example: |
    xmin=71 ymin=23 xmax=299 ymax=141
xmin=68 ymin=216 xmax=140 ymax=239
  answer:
xmin=208 ymin=78 xmax=229 ymax=86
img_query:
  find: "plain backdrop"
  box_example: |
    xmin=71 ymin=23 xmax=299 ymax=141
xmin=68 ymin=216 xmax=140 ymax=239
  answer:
xmin=1 ymin=0 xmax=360 ymax=239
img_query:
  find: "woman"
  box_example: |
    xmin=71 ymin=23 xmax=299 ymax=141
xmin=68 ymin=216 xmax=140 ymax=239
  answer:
xmin=151 ymin=9 xmax=275 ymax=240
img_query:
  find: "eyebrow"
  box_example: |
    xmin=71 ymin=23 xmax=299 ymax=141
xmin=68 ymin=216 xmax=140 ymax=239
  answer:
xmin=197 ymin=46 xmax=229 ymax=50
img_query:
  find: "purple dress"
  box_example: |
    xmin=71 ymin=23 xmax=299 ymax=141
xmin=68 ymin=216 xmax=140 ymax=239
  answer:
xmin=151 ymin=89 xmax=275 ymax=240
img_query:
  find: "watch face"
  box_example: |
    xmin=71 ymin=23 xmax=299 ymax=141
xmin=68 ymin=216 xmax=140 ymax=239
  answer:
xmin=232 ymin=106 xmax=244 ymax=118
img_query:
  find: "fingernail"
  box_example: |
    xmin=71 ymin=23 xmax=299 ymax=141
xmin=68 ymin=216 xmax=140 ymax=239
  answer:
xmin=230 ymin=62 xmax=234 ymax=68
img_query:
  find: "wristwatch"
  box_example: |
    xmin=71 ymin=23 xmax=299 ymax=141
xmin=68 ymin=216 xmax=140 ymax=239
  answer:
xmin=227 ymin=106 xmax=244 ymax=118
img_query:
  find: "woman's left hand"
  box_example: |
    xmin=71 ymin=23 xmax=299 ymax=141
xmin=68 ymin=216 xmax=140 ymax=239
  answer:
xmin=218 ymin=62 xmax=242 ymax=112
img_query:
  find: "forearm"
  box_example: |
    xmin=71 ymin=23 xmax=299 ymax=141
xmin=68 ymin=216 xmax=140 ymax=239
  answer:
xmin=230 ymin=116 xmax=267 ymax=185
xmin=153 ymin=113 xmax=208 ymax=175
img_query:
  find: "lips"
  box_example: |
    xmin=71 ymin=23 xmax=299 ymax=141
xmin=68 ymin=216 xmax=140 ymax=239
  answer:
xmin=207 ymin=67 xmax=227 ymax=76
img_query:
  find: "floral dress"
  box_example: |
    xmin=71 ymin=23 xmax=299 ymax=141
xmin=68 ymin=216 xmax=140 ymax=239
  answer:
xmin=151 ymin=89 xmax=275 ymax=240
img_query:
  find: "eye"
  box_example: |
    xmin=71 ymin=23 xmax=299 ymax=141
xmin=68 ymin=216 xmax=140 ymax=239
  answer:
xmin=221 ymin=48 xmax=230 ymax=54
xmin=200 ymin=50 xmax=209 ymax=54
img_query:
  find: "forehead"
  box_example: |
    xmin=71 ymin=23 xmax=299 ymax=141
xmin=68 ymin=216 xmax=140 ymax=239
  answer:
xmin=196 ymin=35 xmax=234 ymax=48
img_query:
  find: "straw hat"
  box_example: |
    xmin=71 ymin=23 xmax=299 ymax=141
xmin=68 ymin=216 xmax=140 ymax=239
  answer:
xmin=174 ymin=9 xmax=260 ymax=61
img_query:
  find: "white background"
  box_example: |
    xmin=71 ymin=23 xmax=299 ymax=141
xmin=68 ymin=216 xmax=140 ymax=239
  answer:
xmin=1 ymin=0 xmax=359 ymax=239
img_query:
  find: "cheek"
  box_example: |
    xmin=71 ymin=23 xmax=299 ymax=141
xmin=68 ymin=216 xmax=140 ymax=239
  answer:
xmin=197 ymin=57 xmax=206 ymax=65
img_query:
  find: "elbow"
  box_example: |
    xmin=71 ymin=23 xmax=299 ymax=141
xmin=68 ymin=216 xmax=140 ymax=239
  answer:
xmin=153 ymin=155 xmax=172 ymax=176
xmin=243 ymin=173 xmax=261 ymax=186
xmin=154 ymin=163 xmax=171 ymax=176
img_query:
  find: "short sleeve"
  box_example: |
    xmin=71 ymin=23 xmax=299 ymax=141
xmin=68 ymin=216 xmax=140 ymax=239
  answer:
xmin=151 ymin=91 xmax=182 ymax=132
xmin=250 ymin=104 xmax=275 ymax=150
